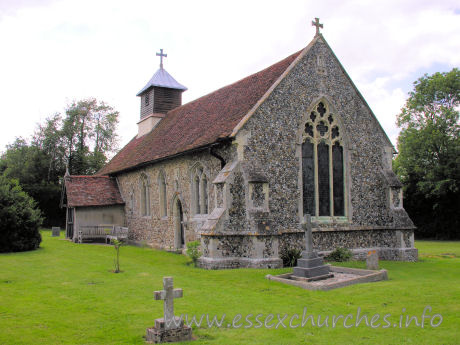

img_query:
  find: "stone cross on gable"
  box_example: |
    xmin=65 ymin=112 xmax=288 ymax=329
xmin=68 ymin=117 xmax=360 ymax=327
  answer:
xmin=154 ymin=277 xmax=183 ymax=329
xmin=156 ymin=48 xmax=167 ymax=69
xmin=312 ymin=17 xmax=323 ymax=36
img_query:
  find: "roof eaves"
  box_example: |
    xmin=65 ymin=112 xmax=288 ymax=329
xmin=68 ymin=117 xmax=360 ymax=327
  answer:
xmin=105 ymin=138 xmax=233 ymax=176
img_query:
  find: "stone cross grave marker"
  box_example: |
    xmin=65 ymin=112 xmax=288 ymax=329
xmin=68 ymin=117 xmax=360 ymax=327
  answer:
xmin=147 ymin=277 xmax=192 ymax=343
xmin=154 ymin=277 xmax=183 ymax=330
xmin=292 ymin=214 xmax=333 ymax=281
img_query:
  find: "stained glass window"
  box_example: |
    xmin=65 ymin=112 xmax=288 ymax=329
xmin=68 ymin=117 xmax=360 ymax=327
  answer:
xmin=301 ymin=101 xmax=345 ymax=218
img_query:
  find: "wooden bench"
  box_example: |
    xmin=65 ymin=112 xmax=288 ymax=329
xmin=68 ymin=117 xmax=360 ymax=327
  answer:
xmin=78 ymin=225 xmax=128 ymax=244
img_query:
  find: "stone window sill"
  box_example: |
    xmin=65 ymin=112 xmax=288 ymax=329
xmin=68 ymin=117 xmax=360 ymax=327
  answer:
xmin=192 ymin=214 xmax=208 ymax=219
xmin=312 ymin=216 xmax=348 ymax=224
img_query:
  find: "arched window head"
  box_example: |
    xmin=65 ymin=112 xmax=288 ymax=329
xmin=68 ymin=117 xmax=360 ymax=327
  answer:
xmin=158 ymin=172 xmax=167 ymax=218
xmin=301 ymin=101 xmax=345 ymax=218
xmin=140 ymin=174 xmax=150 ymax=216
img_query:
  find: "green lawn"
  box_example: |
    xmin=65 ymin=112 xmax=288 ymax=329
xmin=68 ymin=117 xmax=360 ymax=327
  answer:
xmin=1 ymin=231 xmax=459 ymax=345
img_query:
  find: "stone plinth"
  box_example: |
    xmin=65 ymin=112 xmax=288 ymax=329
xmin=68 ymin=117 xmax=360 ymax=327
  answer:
xmin=146 ymin=319 xmax=192 ymax=344
xmin=292 ymin=251 xmax=333 ymax=281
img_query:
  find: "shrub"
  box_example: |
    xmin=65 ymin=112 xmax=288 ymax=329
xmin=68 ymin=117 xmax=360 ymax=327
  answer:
xmin=325 ymin=247 xmax=352 ymax=262
xmin=186 ymin=240 xmax=202 ymax=267
xmin=0 ymin=176 xmax=42 ymax=252
xmin=280 ymin=247 xmax=302 ymax=267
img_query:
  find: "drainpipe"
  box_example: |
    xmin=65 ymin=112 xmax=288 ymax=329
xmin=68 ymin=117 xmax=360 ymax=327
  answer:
xmin=210 ymin=145 xmax=226 ymax=169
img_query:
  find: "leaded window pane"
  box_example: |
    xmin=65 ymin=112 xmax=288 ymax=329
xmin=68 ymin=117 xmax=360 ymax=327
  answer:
xmin=202 ymin=177 xmax=208 ymax=214
xmin=317 ymin=142 xmax=330 ymax=216
xmin=194 ymin=176 xmax=200 ymax=214
xmin=302 ymin=141 xmax=315 ymax=216
xmin=333 ymin=142 xmax=344 ymax=216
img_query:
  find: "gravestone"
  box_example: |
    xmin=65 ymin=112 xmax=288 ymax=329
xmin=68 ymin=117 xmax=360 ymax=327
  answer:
xmin=52 ymin=227 xmax=60 ymax=237
xmin=146 ymin=277 xmax=192 ymax=343
xmin=366 ymin=250 xmax=379 ymax=270
xmin=292 ymin=215 xmax=333 ymax=281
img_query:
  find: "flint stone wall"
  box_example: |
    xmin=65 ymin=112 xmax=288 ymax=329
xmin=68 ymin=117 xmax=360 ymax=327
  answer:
xmin=199 ymin=37 xmax=417 ymax=267
xmin=231 ymin=36 xmax=414 ymax=233
xmin=116 ymin=146 xmax=232 ymax=249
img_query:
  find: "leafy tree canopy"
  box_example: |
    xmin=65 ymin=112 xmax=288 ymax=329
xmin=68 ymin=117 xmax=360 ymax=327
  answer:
xmin=0 ymin=98 xmax=119 ymax=226
xmin=394 ymin=68 xmax=460 ymax=239
xmin=0 ymin=175 xmax=42 ymax=252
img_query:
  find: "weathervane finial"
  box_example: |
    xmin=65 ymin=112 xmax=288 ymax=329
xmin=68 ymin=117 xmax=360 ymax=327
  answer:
xmin=312 ymin=17 xmax=323 ymax=36
xmin=156 ymin=49 xmax=167 ymax=69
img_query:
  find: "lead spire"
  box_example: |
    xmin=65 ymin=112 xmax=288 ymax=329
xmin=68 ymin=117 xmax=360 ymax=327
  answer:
xmin=156 ymin=48 xmax=167 ymax=69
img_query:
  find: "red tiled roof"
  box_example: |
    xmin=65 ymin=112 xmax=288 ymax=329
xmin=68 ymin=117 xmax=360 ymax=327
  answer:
xmin=65 ymin=176 xmax=124 ymax=207
xmin=98 ymin=49 xmax=302 ymax=175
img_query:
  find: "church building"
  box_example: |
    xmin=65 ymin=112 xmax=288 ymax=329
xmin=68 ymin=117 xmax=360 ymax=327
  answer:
xmin=63 ymin=21 xmax=418 ymax=268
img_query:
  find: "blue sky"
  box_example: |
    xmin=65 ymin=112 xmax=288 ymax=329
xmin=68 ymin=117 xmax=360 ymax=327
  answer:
xmin=0 ymin=0 xmax=458 ymax=152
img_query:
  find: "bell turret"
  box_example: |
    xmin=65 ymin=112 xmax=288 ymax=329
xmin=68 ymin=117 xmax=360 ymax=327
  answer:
xmin=136 ymin=49 xmax=187 ymax=137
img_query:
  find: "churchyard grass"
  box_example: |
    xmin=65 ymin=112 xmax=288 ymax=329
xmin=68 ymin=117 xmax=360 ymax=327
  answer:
xmin=0 ymin=231 xmax=459 ymax=345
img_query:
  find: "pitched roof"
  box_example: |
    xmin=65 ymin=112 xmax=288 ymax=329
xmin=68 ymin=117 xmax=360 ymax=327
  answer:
xmin=136 ymin=67 xmax=188 ymax=96
xmin=99 ymin=49 xmax=302 ymax=175
xmin=65 ymin=176 xmax=124 ymax=207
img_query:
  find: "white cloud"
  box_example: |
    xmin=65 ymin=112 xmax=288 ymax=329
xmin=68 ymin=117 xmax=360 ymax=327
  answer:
xmin=0 ymin=0 xmax=458 ymax=151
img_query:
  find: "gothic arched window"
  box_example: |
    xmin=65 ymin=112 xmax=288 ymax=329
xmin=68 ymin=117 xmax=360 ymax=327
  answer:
xmin=140 ymin=174 xmax=150 ymax=216
xmin=191 ymin=165 xmax=209 ymax=215
xmin=129 ymin=190 xmax=135 ymax=216
xmin=194 ymin=174 xmax=201 ymax=214
xmin=200 ymin=175 xmax=208 ymax=214
xmin=158 ymin=172 xmax=167 ymax=218
xmin=302 ymin=101 xmax=345 ymax=217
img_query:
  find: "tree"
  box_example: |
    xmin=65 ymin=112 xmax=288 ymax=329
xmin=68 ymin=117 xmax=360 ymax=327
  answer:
xmin=1 ymin=138 xmax=63 ymax=227
xmin=32 ymin=113 xmax=66 ymax=182
xmin=62 ymin=98 xmax=119 ymax=175
xmin=0 ymin=175 xmax=42 ymax=252
xmin=0 ymin=98 xmax=120 ymax=227
xmin=393 ymin=68 xmax=460 ymax=239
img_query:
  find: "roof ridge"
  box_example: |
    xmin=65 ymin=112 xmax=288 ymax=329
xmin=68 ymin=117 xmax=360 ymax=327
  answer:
xmin=166 ymin=49 xmax=304 ymax=116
